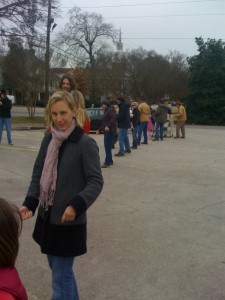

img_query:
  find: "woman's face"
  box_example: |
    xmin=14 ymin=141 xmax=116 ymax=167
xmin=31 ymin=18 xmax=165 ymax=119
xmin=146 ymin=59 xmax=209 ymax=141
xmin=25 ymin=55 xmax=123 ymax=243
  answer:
xmin=62 ymin=78 xmax=71 ymax=92
xmin=50 ymin=100 xmax=75 ymax=131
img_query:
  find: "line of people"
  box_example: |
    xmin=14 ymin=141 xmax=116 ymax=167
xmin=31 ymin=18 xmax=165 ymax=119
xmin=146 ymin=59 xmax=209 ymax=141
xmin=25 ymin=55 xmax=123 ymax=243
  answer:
xmin=97 ymin=97 xmax=187 ymax=168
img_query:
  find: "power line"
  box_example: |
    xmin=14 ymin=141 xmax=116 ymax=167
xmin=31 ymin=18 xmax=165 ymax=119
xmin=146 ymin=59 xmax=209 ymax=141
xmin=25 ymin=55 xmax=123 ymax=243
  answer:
xmin=57 ymin=12 xmax=225 ymax=19
xmin=106 ymin=13 xmax=225 ymax=19
xmin=123 ymin=37 xmax=225 ymax=40
xmin=62 ymin=0 xmax=225 ymax=9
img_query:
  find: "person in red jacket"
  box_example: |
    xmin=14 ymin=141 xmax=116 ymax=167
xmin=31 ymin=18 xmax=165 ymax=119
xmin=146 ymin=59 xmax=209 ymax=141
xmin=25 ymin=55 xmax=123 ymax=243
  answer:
xmin=0 ymin=198 xmax=27 ymax=300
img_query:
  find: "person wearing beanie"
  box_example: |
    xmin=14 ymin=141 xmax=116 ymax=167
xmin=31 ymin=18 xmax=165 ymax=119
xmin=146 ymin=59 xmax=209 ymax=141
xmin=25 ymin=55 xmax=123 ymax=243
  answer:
xmin=0 ymin=89 xmax=13 ymax=145
xmin=97 ymin=99 xmax=117 ymax=167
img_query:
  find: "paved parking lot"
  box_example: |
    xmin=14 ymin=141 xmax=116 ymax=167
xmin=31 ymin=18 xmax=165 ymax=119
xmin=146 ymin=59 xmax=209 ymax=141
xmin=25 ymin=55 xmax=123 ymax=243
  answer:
xmin=1 ymin=126 xmax=225 ymax=300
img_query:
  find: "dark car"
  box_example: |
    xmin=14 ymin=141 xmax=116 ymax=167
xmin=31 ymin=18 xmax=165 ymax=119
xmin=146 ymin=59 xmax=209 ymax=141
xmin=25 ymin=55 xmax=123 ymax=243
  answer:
xmin=86 ymin=108 xmax=104 ymax=131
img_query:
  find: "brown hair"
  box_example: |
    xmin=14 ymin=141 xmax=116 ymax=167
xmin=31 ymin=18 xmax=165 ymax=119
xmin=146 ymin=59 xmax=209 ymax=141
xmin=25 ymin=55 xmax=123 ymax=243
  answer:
xmin=58 ymin=74 xmax=76 ymax=92
xmin=0 ymin=198 xmax=22 ymax=267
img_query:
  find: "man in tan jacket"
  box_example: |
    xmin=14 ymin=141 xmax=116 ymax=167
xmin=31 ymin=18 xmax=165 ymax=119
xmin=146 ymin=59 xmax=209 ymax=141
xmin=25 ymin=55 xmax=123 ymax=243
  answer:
xmin=137 ymin=100 xmax=150 ymax=145
xmin=174 ymin=101 xmax=187 ymax=138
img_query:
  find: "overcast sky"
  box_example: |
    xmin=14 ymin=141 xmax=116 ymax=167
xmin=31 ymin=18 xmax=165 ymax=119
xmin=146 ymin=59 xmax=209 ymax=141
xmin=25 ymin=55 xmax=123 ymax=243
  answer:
xmin=54 ymin=0 xmax=225 ymax=57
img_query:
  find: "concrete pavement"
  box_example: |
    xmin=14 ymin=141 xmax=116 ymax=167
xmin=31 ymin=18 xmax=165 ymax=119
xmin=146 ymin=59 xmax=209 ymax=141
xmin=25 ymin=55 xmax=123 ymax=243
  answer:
xmin=0 ymin=126 xmax=225 ymax=300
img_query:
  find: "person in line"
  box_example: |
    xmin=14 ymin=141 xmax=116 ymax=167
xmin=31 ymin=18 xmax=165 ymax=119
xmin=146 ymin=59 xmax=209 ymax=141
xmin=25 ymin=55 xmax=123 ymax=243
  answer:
xmin=174 ymin=101 xmax=187 ymax=138
xmin=137 ymin=100 xmax=150 ymax=145
xmin=96 ymin=99 xmax=117 ymax=168
xmin=130 ymin=102 xmax=140 ymax=149
xmin=71 ymin=90 xmax=90 ymax=134
xmin=58 ymin=74 xmax=76 ymax=92
xmin=46 ymin=75 xmax=77 ymax=134
xmin=152 ymin=100 xmax=168 ymax=141
xmin=0 ymin=198 xmax=28 ymax=300
xmin=115 ymin=96 xmax=131 ymax=157
xmin=0 ymin=89 xmax=13 ymax=145
xmin=19 ymin=91 xmax=103 ymax=300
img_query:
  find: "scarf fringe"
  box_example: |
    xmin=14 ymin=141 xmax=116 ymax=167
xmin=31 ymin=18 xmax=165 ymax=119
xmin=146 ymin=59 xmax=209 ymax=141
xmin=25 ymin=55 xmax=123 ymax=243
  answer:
xmin=40 ymin=188 xmax=55 ymax=211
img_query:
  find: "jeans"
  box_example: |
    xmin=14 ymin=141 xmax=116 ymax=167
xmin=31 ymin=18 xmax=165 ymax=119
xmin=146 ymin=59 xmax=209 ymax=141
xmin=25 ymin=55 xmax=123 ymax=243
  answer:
xmin=104 ymin=131 xmax=114 ymax=165
xmin=155 ymin=122 xmax=164 ymax=140
xmin=118 ymin=128 xmax=130 ymax=153
xmin=137 ymin=121 xmax=148 ymax=144
xmin=0 ymin=118 xmax=13 ymax=144
xmin=47 ymin=255 xmax=79 ymax=300
xmin=132 ymin=126 xmax=138 ymax=148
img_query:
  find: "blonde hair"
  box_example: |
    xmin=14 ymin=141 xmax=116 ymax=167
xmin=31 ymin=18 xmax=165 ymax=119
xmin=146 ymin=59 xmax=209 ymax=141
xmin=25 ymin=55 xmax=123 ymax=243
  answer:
xmin=45 ymin=91 xmax=76 ymax=128
xmin=71 ymin=90 xmax=90 ymax=128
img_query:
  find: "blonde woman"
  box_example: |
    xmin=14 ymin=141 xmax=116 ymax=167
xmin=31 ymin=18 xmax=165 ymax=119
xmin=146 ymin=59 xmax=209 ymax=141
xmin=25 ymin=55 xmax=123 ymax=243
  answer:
xmin=20 ymin=91 xmax=103 ymax=300
xmin=71 ymin=90 xmax=90 ymax=134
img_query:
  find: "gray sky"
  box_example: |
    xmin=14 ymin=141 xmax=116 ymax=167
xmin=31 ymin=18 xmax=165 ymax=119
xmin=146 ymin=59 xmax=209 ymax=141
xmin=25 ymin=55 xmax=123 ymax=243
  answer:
xmin=55 ymin=0 xmax=225 ymax=57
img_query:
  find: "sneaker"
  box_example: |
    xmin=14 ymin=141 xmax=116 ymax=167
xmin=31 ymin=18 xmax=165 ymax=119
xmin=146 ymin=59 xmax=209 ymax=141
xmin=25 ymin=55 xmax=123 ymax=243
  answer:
xmin=131 ymin=146 xmax=137 ymax=149
xmin=9 ymin=143 xmax=13 ymax=146
xmin=141 ymin=142 xmax=148 ymax=144
xmin=125 ymin=149 xmax=131 ymax=154
xmin=115 ymin=152 xmax=124 ymax=157
xmin=101 ymin=163 xmax=110 ymax=168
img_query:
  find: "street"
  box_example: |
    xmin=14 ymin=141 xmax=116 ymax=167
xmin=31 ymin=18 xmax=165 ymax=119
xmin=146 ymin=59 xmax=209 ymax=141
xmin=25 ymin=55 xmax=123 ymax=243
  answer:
xmin=0 ymin=126 xmax=225 ymax=300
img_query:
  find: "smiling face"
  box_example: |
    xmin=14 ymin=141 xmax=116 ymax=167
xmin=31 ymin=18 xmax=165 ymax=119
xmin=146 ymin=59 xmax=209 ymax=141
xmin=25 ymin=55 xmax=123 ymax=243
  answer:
xmin=61 ymin=78 xmax=71 ymax=92
xmin=50 ymin=100 xmax=75 ymax=131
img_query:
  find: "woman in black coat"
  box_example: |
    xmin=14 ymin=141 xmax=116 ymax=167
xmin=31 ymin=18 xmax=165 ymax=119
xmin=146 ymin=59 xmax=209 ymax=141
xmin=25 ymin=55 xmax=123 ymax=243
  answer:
xmin=20 ymin=91 xmax=103 ymax=300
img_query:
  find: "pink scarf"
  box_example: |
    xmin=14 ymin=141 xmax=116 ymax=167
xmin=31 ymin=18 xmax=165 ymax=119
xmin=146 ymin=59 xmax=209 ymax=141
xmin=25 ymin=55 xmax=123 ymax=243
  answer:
xmin=39 ymin=119 xmax=76 ymax=210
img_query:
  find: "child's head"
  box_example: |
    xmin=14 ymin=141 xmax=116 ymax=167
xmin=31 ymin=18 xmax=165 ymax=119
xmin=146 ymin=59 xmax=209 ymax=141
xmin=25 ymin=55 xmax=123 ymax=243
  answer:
xmin=0 ymin=198 xmax=22 ymax=268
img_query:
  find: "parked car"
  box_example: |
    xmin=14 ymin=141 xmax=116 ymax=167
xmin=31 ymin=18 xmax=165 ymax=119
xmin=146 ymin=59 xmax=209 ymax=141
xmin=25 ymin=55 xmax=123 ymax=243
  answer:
xmin=86 ymin=108 xmax=104 ymax=131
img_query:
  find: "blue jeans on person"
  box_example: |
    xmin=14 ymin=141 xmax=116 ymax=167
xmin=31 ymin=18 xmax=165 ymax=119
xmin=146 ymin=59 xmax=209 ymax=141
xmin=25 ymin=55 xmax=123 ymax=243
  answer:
xmin=104 ymin=131 xmax=114 ymax=165
xmin=47 ymin=255 xmax=79 ymax=300
xmin=0 ymin=118 xmax=13 ymax=144
xmin=155 ymin=122 xmax=164 ymax=140
xmin=132 ymin=126 xmax=138 ymax=148
xmin=137 ymin=121 xmax=148 ymax=144
xmin=118 ymin=128 xmax=130 ymax=153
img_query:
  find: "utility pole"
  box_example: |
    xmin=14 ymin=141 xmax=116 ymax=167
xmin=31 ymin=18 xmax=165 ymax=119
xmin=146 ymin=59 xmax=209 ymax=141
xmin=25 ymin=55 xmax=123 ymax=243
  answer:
xmin=44 ymin=0 xmax=52 ymax=104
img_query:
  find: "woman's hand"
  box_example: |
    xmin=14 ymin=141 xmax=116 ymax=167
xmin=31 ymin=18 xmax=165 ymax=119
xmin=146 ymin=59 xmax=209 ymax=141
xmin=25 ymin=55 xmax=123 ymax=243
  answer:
xmin=61 ymin=205 xmax=76 ymax=223
xmin=19 ymin=206 xmax=33 ymax=220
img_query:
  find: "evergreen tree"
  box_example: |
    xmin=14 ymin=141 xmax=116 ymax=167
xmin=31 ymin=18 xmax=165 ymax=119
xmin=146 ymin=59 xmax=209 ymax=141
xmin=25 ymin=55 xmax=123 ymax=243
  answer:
xmin=187 ymin=38 xmax=225 ymax=125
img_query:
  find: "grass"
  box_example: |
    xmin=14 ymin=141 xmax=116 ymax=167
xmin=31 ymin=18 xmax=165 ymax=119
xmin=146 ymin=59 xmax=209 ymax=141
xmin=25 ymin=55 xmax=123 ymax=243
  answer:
xmin=12 ymin=116 xmax=45 ymax=124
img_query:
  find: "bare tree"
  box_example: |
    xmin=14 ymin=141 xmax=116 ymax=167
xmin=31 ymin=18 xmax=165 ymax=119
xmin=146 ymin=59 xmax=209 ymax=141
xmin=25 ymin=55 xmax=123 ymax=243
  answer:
xmin=3 ymin=37 xmax=45 ymax=117
xmin=54 ymin=6 xmax=117 ymax=100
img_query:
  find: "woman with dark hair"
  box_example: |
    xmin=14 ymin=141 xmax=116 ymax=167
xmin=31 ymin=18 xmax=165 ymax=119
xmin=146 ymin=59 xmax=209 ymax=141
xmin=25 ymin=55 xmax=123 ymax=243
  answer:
xmin=20 ymin=91 xmax=103 ymax=300
xmin=58 ymin=74 xmax=76 ymax=92
xmin=0 ymin=198 xmax=27 ymax=300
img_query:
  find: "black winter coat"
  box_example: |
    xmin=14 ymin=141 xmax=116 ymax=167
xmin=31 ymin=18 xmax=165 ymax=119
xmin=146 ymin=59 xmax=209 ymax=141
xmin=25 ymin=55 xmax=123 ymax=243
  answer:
xmin=117 ymin=100 xmax=130 ymax=129
xmin=0 ymin=97 xmax=12 ymax=118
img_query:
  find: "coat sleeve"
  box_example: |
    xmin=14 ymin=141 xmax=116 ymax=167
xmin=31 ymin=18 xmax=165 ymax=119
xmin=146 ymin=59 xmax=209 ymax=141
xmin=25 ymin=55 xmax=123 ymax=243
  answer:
xmin=69 ymin=137 xmax=104 ymax=217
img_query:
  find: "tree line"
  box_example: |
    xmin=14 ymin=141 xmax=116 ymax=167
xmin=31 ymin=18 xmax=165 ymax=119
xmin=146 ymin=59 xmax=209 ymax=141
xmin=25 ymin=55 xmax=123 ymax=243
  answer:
xmin=1 ymin=1 xmax=225 ymax=124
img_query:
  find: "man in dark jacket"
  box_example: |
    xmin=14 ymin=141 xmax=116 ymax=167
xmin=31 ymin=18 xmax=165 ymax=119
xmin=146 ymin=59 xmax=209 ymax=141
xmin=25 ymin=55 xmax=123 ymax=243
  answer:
xmin=115 ymin=97 xmax=131 ymax=156
xmin=131 ymin=102 xmax=140 ymax=149
xmin=0 ymin=89 xmax=13 ymax=145
xmin=153 ymin=100 xmax=168 ymax=141
xmin=97 ymin=100 xmax=117 ymax=168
